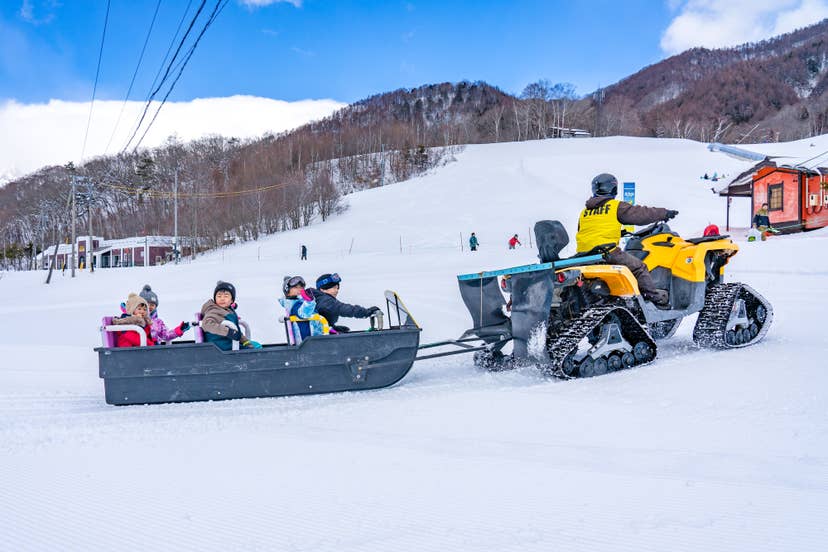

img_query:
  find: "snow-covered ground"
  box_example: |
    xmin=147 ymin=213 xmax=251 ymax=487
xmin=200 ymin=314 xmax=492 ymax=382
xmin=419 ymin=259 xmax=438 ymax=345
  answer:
xmin=1 ymin=136 xmax=827 ymax=551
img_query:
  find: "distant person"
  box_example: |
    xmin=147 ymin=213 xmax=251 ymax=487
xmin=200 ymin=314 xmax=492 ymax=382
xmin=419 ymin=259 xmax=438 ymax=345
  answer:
xmin=112 ymin=293 xmax=155 ymax=348
xmin=469 ymin=232 xmax=479 ymax=252
xmin=508 ymin=234 xmax=521 ymax=249
xmin=310 ymin=273 xmax=381 ymax=333
xmin=752 ymin=202 xmax=779 ymax=240
xmin=575 ymin=173 xmax=676 ymax=307
xmin=201 ymin=281 xmax=261 ymax=350
xmin=300 ymin=244 xmax=307 ymax=260
xmin=703 ymin=172 xmax=709 ymax=180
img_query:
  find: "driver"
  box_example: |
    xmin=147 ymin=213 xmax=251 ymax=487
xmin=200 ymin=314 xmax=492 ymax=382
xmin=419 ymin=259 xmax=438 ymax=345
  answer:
xmin=575 ymin=173 xmax=678 ymax=307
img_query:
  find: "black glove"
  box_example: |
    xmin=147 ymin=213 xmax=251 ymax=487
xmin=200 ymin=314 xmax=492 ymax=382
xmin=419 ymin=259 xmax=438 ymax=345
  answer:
xmin=664 ymin=209 xmax=679 ymax=221
xmin=367 ymin=306 xmax=382 ymax=315
xmin=226 ymin=328 xmax=242 ymax=341
xmin=178 ymin=321 xmax=191 ymax=332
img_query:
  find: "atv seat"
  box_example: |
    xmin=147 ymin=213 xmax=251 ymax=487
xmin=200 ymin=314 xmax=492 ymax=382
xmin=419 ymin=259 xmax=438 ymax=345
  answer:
xmin=686 ymin=234 xmax=729 ymax=244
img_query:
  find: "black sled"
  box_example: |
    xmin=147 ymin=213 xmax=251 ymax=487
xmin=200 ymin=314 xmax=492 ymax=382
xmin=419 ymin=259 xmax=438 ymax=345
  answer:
xmin=95 ymin=291 xmax=420 ymax=406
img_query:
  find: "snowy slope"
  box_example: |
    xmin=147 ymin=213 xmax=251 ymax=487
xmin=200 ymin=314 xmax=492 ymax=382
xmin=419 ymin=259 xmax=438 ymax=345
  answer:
xmin=1 ymin=136 xmax=827 ymax=551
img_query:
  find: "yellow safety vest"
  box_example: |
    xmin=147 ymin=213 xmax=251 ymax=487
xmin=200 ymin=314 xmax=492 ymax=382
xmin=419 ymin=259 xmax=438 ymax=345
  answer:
xmin=576 ymin=199 xmax=622 ymax=253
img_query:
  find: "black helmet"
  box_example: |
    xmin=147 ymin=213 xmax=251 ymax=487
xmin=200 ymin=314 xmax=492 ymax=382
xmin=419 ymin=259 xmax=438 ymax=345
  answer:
xmin=283 ymin=275 xmax=305 ymax=296
xmin=591 ymin=173 xmax=618 ymax=197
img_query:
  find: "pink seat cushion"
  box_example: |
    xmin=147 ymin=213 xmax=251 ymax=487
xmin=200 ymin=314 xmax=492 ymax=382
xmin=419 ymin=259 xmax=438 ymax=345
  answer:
xmin=101 ymin=316 xmax=116 ymax=348
xmin=194 ymin=312 xmax=204 ymax=343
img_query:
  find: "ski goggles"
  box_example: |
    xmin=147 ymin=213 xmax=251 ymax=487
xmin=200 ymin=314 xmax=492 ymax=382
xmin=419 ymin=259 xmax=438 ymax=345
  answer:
xmin=316 ymin=273 xmax=341 ymax=289
xmin=283 ymin=275 xmax=306 ymax=293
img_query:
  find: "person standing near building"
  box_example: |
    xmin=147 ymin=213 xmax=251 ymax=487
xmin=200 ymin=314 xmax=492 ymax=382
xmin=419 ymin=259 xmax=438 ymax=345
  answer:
xmin=300 ymin=244 xmax=307 ymax=260
xmin=508 ymin=234 xmax=521 ymax=249
xmin=469 ymin=232 xmax=479 ymax=252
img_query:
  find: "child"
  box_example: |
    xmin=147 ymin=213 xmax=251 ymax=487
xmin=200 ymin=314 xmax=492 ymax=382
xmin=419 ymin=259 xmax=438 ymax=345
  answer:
xmin=279 ymin=275 xmax=329 ymax=343
xmin=139 ymin=284 xmax=190 ymax=344
xmin=201 ymin=281 xmax=261 ymax=351
xmin=113 ymin=293 xmax=155 ymax=348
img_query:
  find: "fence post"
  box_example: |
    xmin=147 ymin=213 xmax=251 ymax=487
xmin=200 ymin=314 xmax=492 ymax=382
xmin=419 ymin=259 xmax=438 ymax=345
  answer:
xmin=349 ymin=237 xmax=354 ymax=254
xmin=460 ymin=232 xmax=464 ymax=252
xmin=528 ymin=227 xmax=533 ymax=248
xmin=399 ymin=236 xmax=402 ymax=254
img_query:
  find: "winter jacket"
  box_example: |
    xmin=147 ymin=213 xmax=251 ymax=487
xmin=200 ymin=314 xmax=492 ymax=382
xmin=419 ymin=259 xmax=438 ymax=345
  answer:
xmin=469 ymin=235 xmax=479 ymax=248
xmin=149 ymin=310 xmax=183 ymax=343
xmin=508 ymin=236 xmax=521 ymax=247
xmin=113 ymin=313 xmax=156 ymax=348
xmin=576 ymin=196 xmax=669 ymax=252
xmin=200 ymin=299 xmax=241 ymax=351
xmin=753 ymin=209 xmax=770 ymax=228
xmin=279 ymin=294 xmax=327 ymax=343
xmin=309 ymin=288 xmax=372 ymax=327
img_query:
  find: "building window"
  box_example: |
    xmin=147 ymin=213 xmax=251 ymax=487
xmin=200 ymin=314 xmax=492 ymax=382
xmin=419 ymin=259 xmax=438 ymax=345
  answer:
xmin=767 ymin=183 xmax=783 ymax=211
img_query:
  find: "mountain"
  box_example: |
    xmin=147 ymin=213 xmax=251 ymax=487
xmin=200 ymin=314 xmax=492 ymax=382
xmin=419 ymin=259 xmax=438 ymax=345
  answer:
xmin=594 ymin=19 xmax=828 ymax=141
xmin=4 ymin=22 xmax=828 ymax=255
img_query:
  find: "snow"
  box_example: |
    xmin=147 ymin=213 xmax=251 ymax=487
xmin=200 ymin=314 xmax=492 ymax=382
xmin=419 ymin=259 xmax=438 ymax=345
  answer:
xmin=2 ymin=136 xmax=827 ymax=551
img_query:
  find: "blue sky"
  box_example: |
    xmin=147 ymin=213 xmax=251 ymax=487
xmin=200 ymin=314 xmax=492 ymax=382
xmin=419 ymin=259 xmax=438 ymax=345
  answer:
xmin=0 ymin=0 xmax=801 ymax=105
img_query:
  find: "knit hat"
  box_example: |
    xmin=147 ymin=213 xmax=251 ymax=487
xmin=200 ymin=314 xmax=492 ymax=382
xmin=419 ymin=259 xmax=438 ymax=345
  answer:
xmin=139 ymin=284 xmax=158 ymax=306
xmin=214 ymin=281 xmax=236 ymax=302
xmin=125 ymin=293 xmax=149 ymax=315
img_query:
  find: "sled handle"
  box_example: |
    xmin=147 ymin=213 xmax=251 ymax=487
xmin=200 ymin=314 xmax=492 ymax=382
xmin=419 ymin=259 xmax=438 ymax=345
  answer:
xmin=220 ymin=320 xmax=250 ymax=351
xmin=103 ymin=325 xmax=147 ymax=347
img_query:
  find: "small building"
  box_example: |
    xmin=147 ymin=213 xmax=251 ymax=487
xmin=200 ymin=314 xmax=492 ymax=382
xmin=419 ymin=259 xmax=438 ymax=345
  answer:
xmin=548 ymin=126 xmax=591 ymax=139
xmin=718 ymin=160 xmax=828 ymax=233
xmin=37 ymin=235 xmax=196 ymax=270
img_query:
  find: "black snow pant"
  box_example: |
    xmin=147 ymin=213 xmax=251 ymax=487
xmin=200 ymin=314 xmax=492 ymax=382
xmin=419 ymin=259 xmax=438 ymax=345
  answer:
xmin=606 ymin=248 xmax=663 ymax=300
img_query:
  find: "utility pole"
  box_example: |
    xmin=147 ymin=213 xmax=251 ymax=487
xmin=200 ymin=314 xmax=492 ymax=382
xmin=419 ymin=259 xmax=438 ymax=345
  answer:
xmin=71 ymin=174 xmax=77 ymax=278
xmin=380 ymin=143 xmax=386 ymax=187
xmin=174 ymin=168 xmax=179 ymax=264
xmin=87 ymin=180 xmax=94 ymax=273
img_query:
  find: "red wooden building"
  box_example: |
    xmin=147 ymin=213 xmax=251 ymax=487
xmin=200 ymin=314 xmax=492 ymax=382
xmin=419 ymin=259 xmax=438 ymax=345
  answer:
xmin=720 ymin=161 xmax=828 ymax=232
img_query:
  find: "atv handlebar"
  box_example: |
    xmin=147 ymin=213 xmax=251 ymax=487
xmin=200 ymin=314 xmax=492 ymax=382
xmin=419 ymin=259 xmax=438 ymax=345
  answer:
xmin=621 ymin=220 xmax=672 ymax=239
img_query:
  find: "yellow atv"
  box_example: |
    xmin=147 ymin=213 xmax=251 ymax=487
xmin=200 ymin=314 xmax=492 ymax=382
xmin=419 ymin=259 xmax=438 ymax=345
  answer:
xmin=456 ymin=220 xmax=773 ymax=378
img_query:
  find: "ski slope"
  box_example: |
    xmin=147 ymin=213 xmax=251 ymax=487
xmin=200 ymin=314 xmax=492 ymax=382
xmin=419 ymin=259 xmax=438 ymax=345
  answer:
xmin=1 ymin=136 xmax=827 ymax=551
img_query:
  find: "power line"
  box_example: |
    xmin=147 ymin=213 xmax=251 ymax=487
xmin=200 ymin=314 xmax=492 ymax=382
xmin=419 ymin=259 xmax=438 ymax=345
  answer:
xmin=121 ymin=0 xmax=209 ymax=152
xmin=80 ymin=0 xmax=112 ymax=161
xmin=131 ymin=0 xmax=229 ymax=152
xmin=103 ymin=0 xmax=163 ymax=155
xmin=99 ymin=179 xmax=289 ymax=199
xmin=146 ymin=0 xmax=195 ymax=100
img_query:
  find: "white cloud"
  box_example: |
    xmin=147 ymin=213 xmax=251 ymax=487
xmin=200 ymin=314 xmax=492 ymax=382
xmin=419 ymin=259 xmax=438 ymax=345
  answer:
xmin=661 ymin=0 xmax=828 ymax=55
xmin=239 ymin=0 xmax=302 ymax=8
xmin=0 ymin=95 xmax=345 ymax=182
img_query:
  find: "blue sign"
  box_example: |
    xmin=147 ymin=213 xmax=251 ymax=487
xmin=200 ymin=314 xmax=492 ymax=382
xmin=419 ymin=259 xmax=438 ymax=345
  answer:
xmin=623 ymin=181 xmax=636 ymax=205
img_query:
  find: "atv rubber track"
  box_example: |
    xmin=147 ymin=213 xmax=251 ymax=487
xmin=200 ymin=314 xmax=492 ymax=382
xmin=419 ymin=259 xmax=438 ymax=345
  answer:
xmin=545 ymin=306 xmax=657 ymax=379
xmin=692 ymin=283 xmax=773 ymax=348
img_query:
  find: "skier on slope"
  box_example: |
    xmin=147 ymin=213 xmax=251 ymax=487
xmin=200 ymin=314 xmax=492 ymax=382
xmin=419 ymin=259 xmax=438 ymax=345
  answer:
xmin=575 ymin=173 xmax=677 ymax=307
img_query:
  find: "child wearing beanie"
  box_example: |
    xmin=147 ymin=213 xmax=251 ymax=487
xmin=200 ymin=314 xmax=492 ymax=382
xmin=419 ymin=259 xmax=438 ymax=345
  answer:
xmin=200 ymin=281 xmax=261 ymax=350
xmin=139 ymin=284 xmax=191 ymax=344
xmin=112 ymin=293 xmax=156 ymax=347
